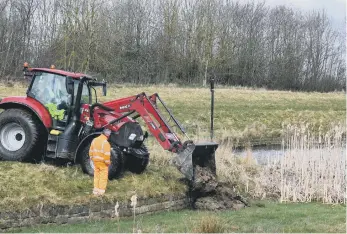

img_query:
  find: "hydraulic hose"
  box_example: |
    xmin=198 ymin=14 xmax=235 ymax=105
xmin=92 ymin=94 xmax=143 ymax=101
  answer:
xmin=89 ymin=103 xmax=114 ymax=121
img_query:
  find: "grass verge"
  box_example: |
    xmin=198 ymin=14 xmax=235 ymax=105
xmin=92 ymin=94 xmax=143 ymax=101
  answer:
xmin=0 ymin=161 xmax=186 ymax=212
xmin=13 ymin=201 xmax=346 ymax=233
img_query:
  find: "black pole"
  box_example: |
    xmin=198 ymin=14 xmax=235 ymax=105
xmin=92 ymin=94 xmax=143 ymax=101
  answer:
xmin=210 ymin=77 xmax=215 ymax=141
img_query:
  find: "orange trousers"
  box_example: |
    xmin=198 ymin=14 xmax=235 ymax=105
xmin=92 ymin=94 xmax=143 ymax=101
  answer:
xmin=93 ymin=161 xmax=109 ymax=194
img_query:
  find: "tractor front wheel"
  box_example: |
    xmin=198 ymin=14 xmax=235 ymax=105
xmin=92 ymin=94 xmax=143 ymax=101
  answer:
xmin=80 ymin=144 xmax=125 ymax=180
xmin=0 ymin=109 xmax=41 ymax=161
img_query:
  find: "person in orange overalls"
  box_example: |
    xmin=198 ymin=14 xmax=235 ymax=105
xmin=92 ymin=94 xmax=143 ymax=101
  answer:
xmin=89 ymin=128 xmax=112 ymax=196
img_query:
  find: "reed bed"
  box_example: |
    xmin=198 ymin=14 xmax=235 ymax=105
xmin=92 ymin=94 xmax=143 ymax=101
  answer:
xmin=260 ymin=123 xmax=346 ymax=203
xmin=212 ymin=122 xmax=346 ymax=204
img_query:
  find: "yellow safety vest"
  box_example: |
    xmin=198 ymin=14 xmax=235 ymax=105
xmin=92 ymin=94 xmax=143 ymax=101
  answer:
xmin=89 ymin=134 xmax=111 ymax=165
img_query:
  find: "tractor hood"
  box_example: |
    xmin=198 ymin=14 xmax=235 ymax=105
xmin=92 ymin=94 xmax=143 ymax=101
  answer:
xmin=0 ymin=96 xmax=52 ymax=128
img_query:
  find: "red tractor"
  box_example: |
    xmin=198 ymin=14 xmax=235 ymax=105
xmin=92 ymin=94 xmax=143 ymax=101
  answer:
xmin=0 ymin=63 xmax=218 ymax=181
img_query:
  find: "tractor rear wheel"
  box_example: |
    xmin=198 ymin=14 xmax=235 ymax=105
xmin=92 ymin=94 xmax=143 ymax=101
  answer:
xmin=0 ymin=109 xmax=41 ymax=161
xmin=125 ymin=144 xmax=150 ymax=174
xmin=80 ymin=144 xmax=125 ymax=180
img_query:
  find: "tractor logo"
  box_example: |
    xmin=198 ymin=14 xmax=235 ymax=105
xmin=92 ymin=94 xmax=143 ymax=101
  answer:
xmin=120 ymin=104 xmax=131 ymax=110
xmin=150 ymin=122 xmax=156 ymax=130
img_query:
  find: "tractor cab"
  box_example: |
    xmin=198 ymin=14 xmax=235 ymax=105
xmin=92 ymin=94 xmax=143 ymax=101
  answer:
xmin=24 ymin=65 xmax=106 ymax=130
xmin=27 ymin=71 xmax=90 ymax=129
xmin=23 ymin=64 xmax=107 ymax=159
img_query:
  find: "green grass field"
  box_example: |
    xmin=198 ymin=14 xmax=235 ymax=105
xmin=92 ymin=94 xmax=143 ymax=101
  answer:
xmin=13 ymin=202 xmax=346 ymax=233
xmin=104 ymin=86 xmax=346 ymax=145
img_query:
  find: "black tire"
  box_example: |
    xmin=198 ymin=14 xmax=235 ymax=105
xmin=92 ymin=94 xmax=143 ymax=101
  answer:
xmin=80 ymin=143 xmax=125 ymax=180
xmin=125 ymin=144 xmax=150 ymax=174
xmin=0 ymin=109 xmax=41 ymax=161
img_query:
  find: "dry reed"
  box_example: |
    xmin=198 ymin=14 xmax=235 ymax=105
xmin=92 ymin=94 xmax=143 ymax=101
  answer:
xmin=114 ymin=201 xmax=120 ymax=232
xmin=212 ymin=122 xmax=346 ymax=204
xmin=214 ymin=141 xmax=261 ymax=196
xmin=261 ymin=123 xmax=346 ymax=203
xmin=130 ymin=194 xmax=138 ymax=233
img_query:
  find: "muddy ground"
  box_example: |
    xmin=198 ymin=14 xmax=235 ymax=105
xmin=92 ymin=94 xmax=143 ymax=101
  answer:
xmin=188 ymin=166 xmax=248 ymax=211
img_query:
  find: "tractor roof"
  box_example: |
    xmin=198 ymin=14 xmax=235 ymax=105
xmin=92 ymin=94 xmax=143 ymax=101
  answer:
xmin=29 ymin=68 xmax=91 ymax=79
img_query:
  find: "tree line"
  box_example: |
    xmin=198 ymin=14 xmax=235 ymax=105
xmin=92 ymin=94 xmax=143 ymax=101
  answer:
xmin=0 ymin=0 xmax=345 ymax=92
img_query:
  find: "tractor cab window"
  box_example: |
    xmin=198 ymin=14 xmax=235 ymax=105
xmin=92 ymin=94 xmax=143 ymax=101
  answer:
xmin=29 ymin=72 xmax=71 ymax=121
xmin=73 ymin=81 xmax=91 ymax=105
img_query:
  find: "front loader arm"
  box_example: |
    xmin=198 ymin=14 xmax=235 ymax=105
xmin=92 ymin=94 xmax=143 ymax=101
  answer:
xmin=102 ymin=93 xmax=182 ymax=152
xmin=100 ymin=92 xmax=196 ymax=180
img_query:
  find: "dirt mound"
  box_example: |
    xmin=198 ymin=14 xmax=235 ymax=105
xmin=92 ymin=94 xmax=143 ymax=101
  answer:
xmin=194 ymin=184 xmax=248 ymax=211
xmin=192 ymin=165 xmax=218 ymax=194
xmin=189 ymin=166 xmax=248 ymax=211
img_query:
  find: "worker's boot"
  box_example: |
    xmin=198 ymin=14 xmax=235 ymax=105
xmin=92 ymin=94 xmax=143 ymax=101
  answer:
xmin=93 ymin=188 xmax=97 ymax=194
xmin=98 ymin=189 xmax=106 ymax=196
xmin=93 ymin=188 xmax=102 ymax=196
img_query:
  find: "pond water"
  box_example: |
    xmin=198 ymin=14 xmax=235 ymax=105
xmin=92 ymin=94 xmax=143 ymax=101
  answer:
xmin=232 ymin=144 xmax=346 ymax=165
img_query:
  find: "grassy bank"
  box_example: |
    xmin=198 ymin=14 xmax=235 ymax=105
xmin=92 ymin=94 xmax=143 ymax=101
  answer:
xmin=1 ymin=83 xmax=345 ymax=145
xmin=14 ymin=201 xmax=346 ymax=233
xmin=0 ymin=161 xmax=186 ymax=212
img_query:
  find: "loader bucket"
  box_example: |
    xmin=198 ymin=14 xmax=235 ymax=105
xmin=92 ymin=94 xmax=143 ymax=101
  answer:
xmin=192 ymin=142 xmax=218 ymax=175
xmin=173 ymin=141 xmax=218 ymax=181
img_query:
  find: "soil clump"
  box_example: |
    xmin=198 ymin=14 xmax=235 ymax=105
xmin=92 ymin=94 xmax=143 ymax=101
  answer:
xmin=189 ymin=166 xmax=248 ymax=211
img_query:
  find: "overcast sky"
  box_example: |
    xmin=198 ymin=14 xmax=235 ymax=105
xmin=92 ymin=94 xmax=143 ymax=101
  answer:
xmin=252 ymin=0 xmax=346 ymax=34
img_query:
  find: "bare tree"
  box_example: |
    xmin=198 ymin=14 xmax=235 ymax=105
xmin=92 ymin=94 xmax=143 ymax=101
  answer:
xmin=0 ymin=0 xmax=344 ymax=91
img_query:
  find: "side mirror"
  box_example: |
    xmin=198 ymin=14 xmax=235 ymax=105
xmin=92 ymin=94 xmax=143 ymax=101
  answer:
xmin=89 ymin=80 xmax=107 ymax=96
xmin=102 ymin=82 xmax=107 ymax=96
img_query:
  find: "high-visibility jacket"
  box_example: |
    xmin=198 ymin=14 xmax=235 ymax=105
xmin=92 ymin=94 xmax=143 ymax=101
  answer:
xmin=45 ymin=103 xmax=65 ymax=120
xmin=89 ymin=134 xmax=111 ymax=165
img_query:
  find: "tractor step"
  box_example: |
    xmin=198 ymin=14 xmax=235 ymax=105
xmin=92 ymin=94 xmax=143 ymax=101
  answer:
xmin=46 ymin=152 xmax=56 ymax=158
xmin=46 ymin=134 xmax=59 ymax=158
